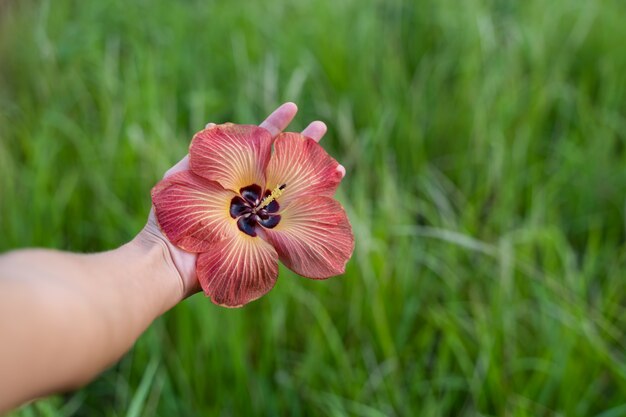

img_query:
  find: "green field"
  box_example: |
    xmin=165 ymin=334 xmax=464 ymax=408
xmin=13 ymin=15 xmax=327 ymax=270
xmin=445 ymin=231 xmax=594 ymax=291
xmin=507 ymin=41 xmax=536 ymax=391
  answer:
xmin=2 ymin=0 xmax=626 ymax=415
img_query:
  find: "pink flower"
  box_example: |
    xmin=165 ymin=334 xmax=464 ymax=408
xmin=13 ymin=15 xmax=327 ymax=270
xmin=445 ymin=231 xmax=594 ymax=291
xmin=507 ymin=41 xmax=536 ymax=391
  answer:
xmin=151 ymin=123 xmax=354 ymax=307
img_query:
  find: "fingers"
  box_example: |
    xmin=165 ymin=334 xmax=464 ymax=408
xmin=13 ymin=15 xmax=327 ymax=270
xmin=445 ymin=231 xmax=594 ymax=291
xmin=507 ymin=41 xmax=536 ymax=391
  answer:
xmin=259 ymin=102 xmax=298 ymax=137
xmin=301 ymin=120 xmax=346 ymax=178
xmin=163 ymin=155 xmax=190 ymax=179
xmin=301 ymin=121 xmax=327 ymax=142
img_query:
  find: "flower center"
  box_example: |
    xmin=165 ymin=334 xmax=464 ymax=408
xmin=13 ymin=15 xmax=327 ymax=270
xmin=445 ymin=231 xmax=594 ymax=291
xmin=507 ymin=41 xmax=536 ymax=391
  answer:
xmin=229 ymin=184 xmax=285 ymax=237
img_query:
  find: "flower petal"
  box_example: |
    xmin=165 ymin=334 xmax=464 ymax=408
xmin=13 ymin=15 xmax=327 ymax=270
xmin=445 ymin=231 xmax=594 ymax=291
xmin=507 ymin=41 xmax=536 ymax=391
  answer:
xmin=258 ymin=213 xmax=281 ymax=229
xmin=229 ymin=196 xmax=250 ymax=218
xmin=265 ymin=132 xmax=343 ymax=206
xmin=189 ymin=123 xmax=273 ymax=192
xmin=240 ymin=184 xmax=263 ymax=206
xmin=151 ymin=170 xmax=236 ymax=252
xmin=197 ymin=233 xmax=279 ymax=307
xmin=237 ymin=215 xmax=258 ymax=237
xmin=264 ymin=196 xmax=354 ymax=279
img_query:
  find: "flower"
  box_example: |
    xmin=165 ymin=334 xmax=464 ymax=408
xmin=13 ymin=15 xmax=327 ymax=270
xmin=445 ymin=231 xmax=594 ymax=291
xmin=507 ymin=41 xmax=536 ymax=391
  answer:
xmin=151 ymin=123 xmax=354 ymax=307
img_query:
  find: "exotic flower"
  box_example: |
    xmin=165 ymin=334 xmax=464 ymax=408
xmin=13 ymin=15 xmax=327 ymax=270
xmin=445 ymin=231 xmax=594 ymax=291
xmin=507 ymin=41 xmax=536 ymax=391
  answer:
xmin=151 ymin=124 xmax=354 ymax=307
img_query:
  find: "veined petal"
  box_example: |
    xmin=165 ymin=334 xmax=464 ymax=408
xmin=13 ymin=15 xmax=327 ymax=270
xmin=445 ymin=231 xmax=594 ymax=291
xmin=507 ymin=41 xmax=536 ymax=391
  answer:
xmin=189 ymin=123 xmax=273 ymax=192
xmin=151 ymin=170 xmax=236 ymax=252
xmin=265 ymin=132 xmax=343 ymax=206
xmin=264 ymin=196 xmax=354 ymax=279
xmin=197 ymin=232 xmax=279 ymax=307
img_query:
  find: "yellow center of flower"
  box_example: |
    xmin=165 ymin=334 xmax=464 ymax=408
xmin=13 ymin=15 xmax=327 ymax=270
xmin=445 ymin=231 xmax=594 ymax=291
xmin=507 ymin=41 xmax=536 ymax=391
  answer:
xmin=259 ymin=184 xmax=286 ymax=210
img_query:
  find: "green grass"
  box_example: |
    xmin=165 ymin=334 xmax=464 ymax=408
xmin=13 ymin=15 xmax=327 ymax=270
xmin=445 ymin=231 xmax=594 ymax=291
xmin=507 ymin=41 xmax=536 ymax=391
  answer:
xmin=2 ymin=0 xmax=626 ymax=415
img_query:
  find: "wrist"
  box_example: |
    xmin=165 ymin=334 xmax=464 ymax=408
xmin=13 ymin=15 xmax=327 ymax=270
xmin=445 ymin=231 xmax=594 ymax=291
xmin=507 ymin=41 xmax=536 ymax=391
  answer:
xmin=130 ymin=230 xmax=186 ymax=309
xmin=135 ymin=222 xmax=199 ymax=301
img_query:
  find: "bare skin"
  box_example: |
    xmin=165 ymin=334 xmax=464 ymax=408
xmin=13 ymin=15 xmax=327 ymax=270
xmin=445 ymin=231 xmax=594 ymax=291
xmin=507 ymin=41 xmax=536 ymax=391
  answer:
xmin=0 ymin=103 xmax=343 ymax=414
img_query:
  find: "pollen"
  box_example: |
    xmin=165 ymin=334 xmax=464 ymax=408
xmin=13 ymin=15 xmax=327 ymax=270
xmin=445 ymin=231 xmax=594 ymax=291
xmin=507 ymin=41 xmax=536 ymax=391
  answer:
xmin=260 ymin=184 xmax=286 ymax=209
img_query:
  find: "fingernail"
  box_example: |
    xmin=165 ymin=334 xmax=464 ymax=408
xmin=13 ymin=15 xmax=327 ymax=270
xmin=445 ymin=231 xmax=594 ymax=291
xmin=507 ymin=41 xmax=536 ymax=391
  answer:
xmin=337 ymin=164 xmax=346 ymax=178
xmin=205 ymin=122 xmax=216 ymax=129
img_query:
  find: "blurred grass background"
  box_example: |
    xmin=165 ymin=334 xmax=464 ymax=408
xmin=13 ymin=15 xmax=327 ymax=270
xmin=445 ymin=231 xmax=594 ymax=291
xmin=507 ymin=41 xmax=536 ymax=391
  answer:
xmin=1 ymin=0 xmax=626 ymax=415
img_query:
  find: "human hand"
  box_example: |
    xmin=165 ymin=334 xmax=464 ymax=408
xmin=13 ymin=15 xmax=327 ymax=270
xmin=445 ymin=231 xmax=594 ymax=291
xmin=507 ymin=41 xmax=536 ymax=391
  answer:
xmin=138 ymin=103 xmax=345 ymax=300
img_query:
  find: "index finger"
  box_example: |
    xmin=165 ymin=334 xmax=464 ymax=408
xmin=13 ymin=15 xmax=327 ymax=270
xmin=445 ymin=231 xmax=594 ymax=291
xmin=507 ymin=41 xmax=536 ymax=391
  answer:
xmin=163 ymin=155 xmax=190 ymax=179
xmin=259 ymin=102 xmax=298 ymax=137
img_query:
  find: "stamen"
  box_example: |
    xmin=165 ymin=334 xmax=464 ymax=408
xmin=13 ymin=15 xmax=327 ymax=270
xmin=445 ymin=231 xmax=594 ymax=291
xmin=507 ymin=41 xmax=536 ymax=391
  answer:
xmin=259 ymin=184 xmax=286 ymax=209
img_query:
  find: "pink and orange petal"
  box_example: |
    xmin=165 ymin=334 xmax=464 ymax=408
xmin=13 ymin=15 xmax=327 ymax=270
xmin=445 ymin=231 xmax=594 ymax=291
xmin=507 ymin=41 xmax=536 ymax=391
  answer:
xmin=265 ymin=196 xmax=354 ymax=279
xmin=189 ymin=124 xmax=273 ymax=193
xmin=265 ymin=132 xmax=343 ymax=207
xmin=197 ymin=233 xmax=279 ymax=307
xmin=151 ymin=170 xmax=237 ymax=253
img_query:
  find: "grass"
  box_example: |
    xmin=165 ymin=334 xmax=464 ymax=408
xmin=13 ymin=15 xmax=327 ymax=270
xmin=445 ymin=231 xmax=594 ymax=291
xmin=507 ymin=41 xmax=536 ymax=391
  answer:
xmin=1 ymin=0 xmax=626 ymax=415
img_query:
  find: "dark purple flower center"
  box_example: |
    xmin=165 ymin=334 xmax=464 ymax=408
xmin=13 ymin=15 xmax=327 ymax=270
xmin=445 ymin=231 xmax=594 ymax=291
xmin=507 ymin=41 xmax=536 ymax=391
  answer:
xmin=230 ymin=184 xmax=283 ymax=237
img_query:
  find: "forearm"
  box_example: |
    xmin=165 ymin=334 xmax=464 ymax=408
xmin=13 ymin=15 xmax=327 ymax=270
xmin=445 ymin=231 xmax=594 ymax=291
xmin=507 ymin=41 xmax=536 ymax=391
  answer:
xmin=0 ymin=234 xmax=184 ymax=412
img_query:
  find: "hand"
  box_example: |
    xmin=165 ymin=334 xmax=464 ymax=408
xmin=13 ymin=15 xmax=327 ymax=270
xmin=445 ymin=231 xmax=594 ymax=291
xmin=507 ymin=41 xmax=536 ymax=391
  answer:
xmin=138 ymin=103 xmax=344 ymax=299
